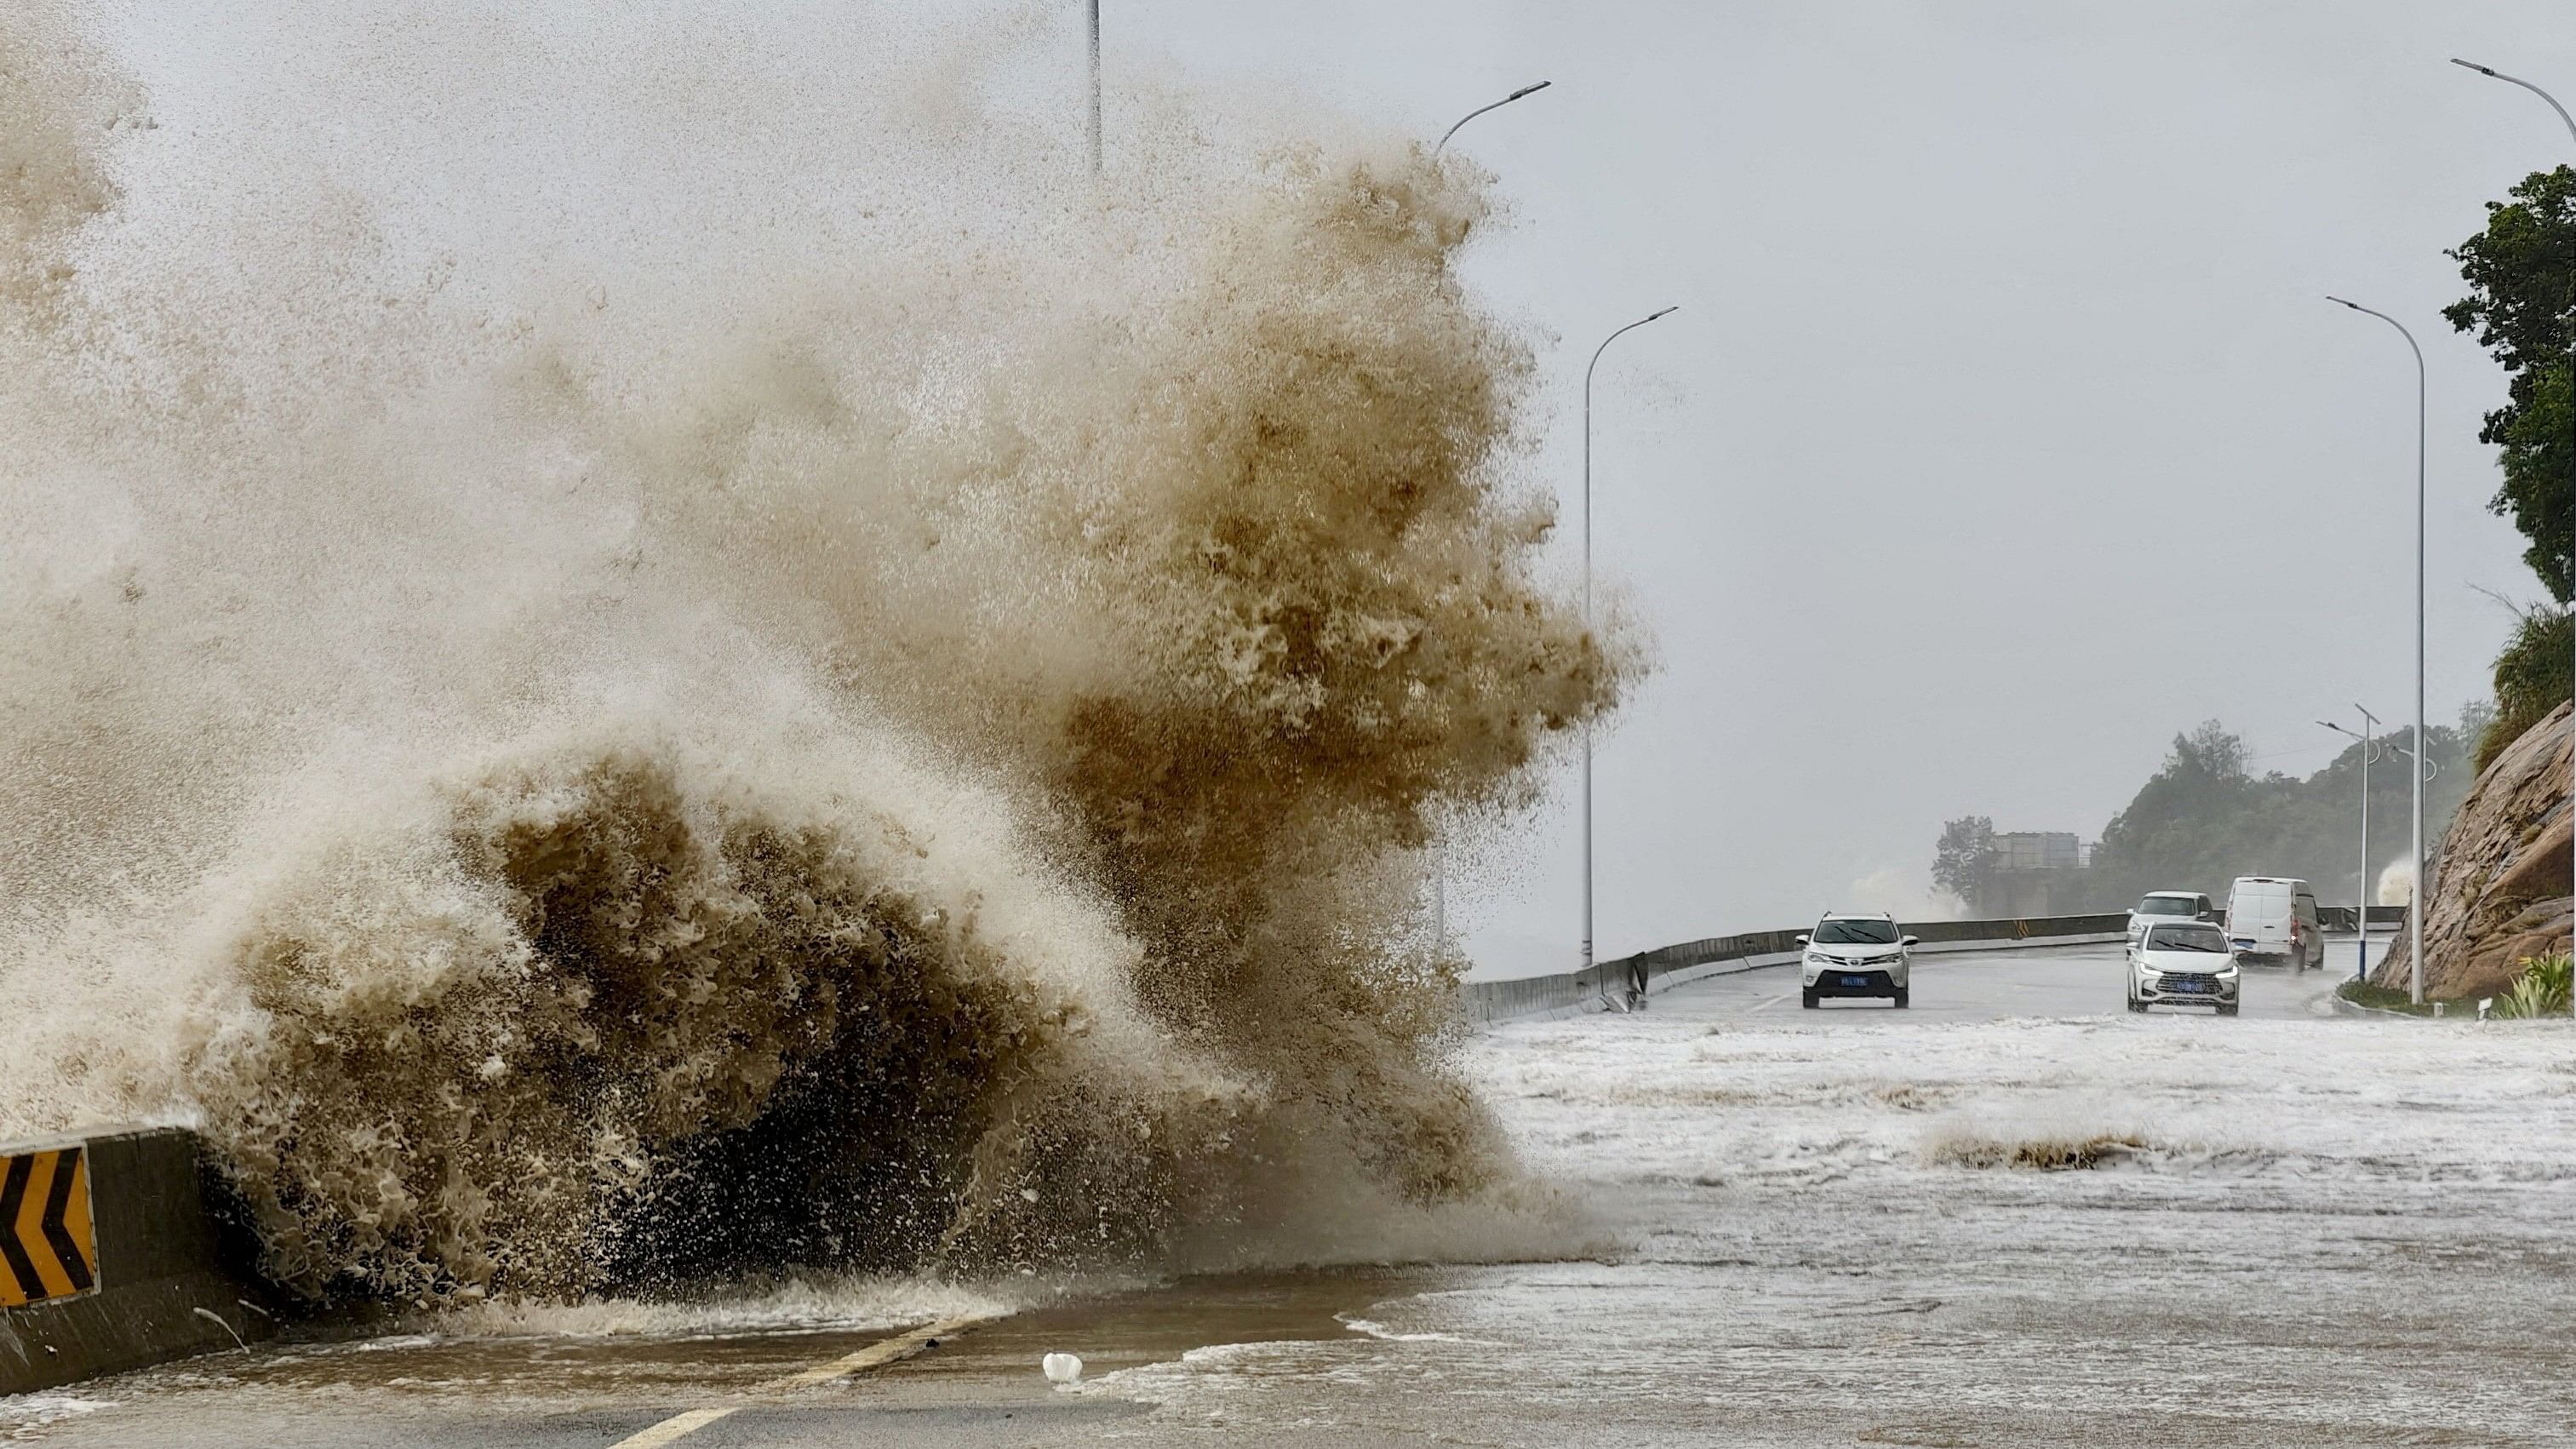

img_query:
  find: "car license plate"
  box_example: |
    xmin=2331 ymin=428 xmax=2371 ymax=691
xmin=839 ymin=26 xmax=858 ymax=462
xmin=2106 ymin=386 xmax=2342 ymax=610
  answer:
xmin=1840 ymin=975 xmax=1871 ymax=988
xmin=2172 ymin=979 xmax=2207 ymax=994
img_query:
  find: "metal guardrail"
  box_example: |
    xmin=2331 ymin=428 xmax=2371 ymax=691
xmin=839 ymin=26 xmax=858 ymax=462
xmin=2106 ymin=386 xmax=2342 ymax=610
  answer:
xmin=1457 ymin=903 xmax=2410 ymax=1028
xmin=2319 ymin=905 xmax=2407 ymax=932
xmin=1458 ymin=912 xmax=2132 ymax=1027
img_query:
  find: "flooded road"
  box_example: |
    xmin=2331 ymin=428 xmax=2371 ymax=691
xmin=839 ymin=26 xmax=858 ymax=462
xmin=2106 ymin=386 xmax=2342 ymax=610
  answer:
xmin=12 ymin=943 xmax=2576 ymax=1446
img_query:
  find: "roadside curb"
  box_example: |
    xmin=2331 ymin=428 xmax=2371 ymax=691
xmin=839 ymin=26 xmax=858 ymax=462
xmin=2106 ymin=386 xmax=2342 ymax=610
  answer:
xmin=2325 ymin=989 xmax=2451 ymax=1021
xmin=2326 ymin=992 xmax=2392 ymax=1018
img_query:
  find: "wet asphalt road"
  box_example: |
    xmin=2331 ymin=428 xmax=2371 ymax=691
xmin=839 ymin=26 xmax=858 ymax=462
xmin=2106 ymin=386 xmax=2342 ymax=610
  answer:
xmin=1697 ymin=934 xmax=2378 ymax=1022
xmin=14 ymin=936 xmax=2576 ymax=1448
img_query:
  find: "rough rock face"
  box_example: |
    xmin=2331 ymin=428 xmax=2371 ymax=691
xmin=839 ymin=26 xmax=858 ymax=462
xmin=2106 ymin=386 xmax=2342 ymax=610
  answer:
xmin=2374 ymin=701 xmax=2572 ymax=999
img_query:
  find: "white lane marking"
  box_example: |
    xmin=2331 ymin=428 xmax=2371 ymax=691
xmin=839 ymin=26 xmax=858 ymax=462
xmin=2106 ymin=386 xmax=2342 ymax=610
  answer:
xmin=604 ymin=1313 xmax=998 ymax=1447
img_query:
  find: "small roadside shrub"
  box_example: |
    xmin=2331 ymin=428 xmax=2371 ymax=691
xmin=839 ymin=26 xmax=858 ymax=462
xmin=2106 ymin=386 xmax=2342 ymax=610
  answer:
xmin=2495 ymin=952 xmax=2573 ymax=1018
xmin=2476 ymin=608 xmax=2571 ymax=773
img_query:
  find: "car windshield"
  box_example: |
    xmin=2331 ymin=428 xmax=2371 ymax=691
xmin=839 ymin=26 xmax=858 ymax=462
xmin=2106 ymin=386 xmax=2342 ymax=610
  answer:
xmin=2147 ymin=924 xmax=2228 ymax=953
xmin=2138 ymin=895 xmax=2197 ymax=915
xmin=1815 ymin=919 xmax=1898 ymax=944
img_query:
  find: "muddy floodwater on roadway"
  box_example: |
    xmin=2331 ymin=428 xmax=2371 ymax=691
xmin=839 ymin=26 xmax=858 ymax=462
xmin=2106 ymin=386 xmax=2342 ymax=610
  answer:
xmin=14 ymin=947 xmax=2576 ymax=1446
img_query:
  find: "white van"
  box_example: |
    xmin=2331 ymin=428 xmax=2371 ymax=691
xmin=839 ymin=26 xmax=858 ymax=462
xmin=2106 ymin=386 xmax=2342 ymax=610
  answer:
xmin=2225 ymin=877 xmax=2323 ymax=971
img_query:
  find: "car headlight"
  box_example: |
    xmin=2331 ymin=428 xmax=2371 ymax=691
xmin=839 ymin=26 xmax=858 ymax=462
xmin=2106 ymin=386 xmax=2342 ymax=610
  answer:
xmin=1804 ymin=951 xmax=1824 ymax=965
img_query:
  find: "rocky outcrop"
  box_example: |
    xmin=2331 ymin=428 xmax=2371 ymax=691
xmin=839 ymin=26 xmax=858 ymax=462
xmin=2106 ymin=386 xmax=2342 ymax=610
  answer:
xmin=2375 ymin=701 xmax=2572 ymax=999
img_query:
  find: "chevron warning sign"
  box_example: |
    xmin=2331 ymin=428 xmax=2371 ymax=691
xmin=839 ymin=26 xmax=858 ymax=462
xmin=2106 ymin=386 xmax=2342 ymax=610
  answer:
xmin=0 ymin=1146 xmax=96 ymax=1309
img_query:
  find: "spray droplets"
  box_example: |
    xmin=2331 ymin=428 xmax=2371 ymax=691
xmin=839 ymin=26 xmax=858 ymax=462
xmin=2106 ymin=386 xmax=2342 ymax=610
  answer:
xmin=0 ymin=3 xmax=1637 ymax=1303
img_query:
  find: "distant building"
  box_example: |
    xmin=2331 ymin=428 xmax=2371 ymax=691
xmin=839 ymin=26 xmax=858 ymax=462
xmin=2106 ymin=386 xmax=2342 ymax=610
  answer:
xmin=1995 ymin=832 xmax=2083 ymax=873
xmin=1980 ymin=832 xmax=2094 ymax=917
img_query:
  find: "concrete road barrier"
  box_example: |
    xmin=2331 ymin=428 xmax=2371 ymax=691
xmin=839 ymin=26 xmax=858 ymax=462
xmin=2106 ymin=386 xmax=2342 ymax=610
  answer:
xmin=1 ymin=1127 xmax=269 ymax=1397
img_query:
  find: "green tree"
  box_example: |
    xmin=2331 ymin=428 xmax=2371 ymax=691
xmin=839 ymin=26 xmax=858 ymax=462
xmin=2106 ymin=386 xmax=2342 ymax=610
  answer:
xmin=1931 ymin=816 xmax=1999 ymax=912
xmin=2078 ymin=718 xmax=2473 ymax=909
xmin=2445 ymin=165 xmax=2576 ymax=602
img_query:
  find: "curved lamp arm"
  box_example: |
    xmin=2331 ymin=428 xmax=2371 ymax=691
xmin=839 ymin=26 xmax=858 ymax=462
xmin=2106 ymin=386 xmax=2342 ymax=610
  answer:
xmin=2453 ymin=60 xmax=2576 ymax=145
xmin=1436 ymin=81 xmax=1552 ymax=155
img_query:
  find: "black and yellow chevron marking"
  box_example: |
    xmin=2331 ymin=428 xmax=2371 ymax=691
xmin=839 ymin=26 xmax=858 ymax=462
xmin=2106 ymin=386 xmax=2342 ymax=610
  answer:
xmin=0 ymin=1147 xmax=96 ymax=1309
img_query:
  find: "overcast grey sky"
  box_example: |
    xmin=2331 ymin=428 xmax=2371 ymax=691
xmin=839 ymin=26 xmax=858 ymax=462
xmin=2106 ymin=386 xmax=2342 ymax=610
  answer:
xmin=104 ymin=1 xmax=2571 ymax=977
xmin=1100 ymin=0 xmax=2569 ymax=971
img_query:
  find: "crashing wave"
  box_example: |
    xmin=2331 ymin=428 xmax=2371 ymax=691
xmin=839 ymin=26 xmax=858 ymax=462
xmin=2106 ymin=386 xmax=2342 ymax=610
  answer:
xmin=0 ymin=1 xmax=1634 ymax=1301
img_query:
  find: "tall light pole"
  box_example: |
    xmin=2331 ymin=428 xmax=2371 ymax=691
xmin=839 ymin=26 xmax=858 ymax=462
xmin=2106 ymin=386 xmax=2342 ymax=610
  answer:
xmin=1086 ymin=0 xmax=1102 ymax=174
xmin=2328 ymin=296 xmax=2429 ymax=1005
xmin=2321 ymin=707 xmax=2383 ymax=981
xmin=1424 ymin=81 xmax=1549 ymax=969
xmin=1583 ymin=306 xmax=1678 ymax=1010
xmin=1434 ymin=81 xmax=1552 ymax=156
xmin=2453 ymin=57 xmax=2576 ymax=1013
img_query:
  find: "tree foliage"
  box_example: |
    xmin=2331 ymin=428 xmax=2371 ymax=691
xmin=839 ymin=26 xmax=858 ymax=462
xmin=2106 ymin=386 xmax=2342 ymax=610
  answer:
xmin=2074 ymin=719 xmax=2474 ymax=910
xmin=2446 ymin=165 xmax=2576 ymax=604
xmin=2480 ymin=604 xmax=2571 ymax=772
xmin=1931 ymin=815 xmax=1999 ymax=910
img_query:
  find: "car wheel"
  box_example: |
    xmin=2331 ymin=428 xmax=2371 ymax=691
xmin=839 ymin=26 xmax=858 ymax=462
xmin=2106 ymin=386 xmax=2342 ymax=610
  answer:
xmin=2218 ymin=1003 xmax=2240 ymax=1017
xmin=2127 ymin=994 xmax=2145 ymax=1013
xmin=1801 ymin=987 xmax=1818 ymax=1010
xmin=1892 ymin=988 xmax=1909 ymax=1009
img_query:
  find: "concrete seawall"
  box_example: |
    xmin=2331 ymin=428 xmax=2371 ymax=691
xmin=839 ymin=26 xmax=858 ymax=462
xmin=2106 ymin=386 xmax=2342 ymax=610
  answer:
xmin=1 ymin=1128 xmax=269 ymax=1397
xmin=1460 ymin=913 xmax=2131 ymax=1026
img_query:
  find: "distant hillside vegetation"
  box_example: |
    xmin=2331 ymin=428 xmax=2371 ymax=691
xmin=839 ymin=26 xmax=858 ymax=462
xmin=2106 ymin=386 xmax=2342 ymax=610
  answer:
xmin=1935 ymin=719 xmax=2478 ymax=916
xmin=2077 ymin=719 xmax=2474 ymax=910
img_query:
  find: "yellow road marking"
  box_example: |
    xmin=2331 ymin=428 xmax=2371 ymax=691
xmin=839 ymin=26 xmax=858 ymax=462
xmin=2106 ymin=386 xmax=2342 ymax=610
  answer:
xmin=604 ymin=1313 xmax=998 ymax=1448
xmin=768 ymin=1313 xmax=994 ymax=1388
xmin=608 ymin=1407 xmax=736 ymax=1448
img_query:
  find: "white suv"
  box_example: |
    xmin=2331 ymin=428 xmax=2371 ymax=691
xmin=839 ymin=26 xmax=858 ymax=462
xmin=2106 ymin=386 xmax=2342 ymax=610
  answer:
xmin=1800 ymin=913 xmax=1916 ymax=1009
xmin=2126 ymin=890 xmax=2215 ymax=947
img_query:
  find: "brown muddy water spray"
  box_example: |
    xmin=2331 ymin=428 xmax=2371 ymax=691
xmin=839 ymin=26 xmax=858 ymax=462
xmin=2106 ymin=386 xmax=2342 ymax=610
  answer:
xmin=0 ymin=2 xmax=1637 ymax=1307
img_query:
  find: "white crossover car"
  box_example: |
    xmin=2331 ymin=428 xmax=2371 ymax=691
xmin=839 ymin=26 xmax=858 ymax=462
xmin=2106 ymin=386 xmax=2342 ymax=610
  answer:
xmin=2126 ymin=890 xmax=2216 ymax=947
xmin=1800 ymin=912 xmax=1917 ymax=1009
xmin=2127 ymin=919 xmax=2241 ymax=1015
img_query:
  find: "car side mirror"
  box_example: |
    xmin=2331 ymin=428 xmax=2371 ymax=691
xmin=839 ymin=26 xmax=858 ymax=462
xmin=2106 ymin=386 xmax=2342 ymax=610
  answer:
xmin=1795 ymin=934 xmax=1810 ymax=946
xmin=1902 ymin=935 xmax=1919 ymax=946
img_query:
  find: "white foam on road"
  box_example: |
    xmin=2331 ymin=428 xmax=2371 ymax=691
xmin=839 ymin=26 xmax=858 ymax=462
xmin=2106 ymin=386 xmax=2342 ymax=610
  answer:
xmin=1095 ymin=956 xmax=2576 ymax=1444
xmin=0 ymin=1395 xmax=115 ymax=1437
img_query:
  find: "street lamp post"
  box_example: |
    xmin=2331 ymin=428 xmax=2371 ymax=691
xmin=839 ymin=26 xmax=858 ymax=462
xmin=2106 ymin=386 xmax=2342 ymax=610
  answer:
xmin=2321 ymin=707 xmax=2384 ymax=981
xmin=2453 ymin=57 xmax=2576 ymax=1012
xmin=1425 ymin=79 xmax=1550 ymax=965
xmin=1583 ymin=306 xmax=1678 ymax=1011
xmin=1435 ymin=81 xmax=1553 ymax=156
xmin=1086 ymin=0 xmax=1102 ymax=174
xmin=2327 ymin=296 xmax=2429 ymax=1005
